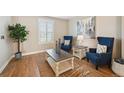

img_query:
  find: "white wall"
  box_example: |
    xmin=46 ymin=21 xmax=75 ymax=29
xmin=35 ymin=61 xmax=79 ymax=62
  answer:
xmin=96 ymin=16 xmax=121 ymax=58
xmin=69 ymin=16 xmax=121 ymax=58
xmin=68 ymin=16 xmax=97 ymax=48
xmin=12 ymin=16 xmax=68 ymax=54
xmin=0 ymin=16 xmax=12 ymax=72
xmin=6 ymin=16 xmax=121 ymax=59
xmin=122 ymin=17 xmax=124 ymax=59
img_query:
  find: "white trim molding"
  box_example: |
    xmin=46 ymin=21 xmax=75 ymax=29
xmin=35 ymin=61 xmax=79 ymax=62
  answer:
xmin=0 ymin=55 xmax=14 ymax=73
xmin=22 ymin=50 xmax=45 ymax=56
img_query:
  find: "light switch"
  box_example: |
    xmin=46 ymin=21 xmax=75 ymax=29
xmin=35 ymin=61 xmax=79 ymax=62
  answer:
xmin=0 ymin=34 xmax=5 ymax=40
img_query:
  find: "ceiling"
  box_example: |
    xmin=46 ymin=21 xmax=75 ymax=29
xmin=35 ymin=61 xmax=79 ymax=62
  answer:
xmin=51 ymin=16 xmax=89 ymax=20
xmin=51 ymin=16 xmax=75 ymax=20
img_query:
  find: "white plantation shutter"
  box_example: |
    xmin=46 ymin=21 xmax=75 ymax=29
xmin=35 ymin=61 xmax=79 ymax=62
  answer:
xmin=47 ymin=21 xmax=54 ymax=43
xmin=38 ymin=19 xmax=54 ymax=44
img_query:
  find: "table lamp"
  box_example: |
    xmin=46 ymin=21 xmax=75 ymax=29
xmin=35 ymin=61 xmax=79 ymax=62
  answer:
xmin=77 ymin=35 xmax=84 ymax=46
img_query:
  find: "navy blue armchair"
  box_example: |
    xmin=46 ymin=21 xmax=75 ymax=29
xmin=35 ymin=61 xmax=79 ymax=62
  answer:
xmin=86 ymin=37 xmax=114 ymax=70
xmin=61 ymin=36 xmax=73 ymax=52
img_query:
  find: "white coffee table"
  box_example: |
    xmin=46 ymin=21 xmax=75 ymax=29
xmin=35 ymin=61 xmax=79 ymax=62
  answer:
xmin=46 ymin=49 xmax=74 ymax=76
xmin=73 ymin=46 xmax=88 ymax=60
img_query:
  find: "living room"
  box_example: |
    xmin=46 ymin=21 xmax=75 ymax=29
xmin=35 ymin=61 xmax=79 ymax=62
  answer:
xmin=1 ymin=0 xmax=124 ymax=93
xmin=0 ymin=16 xmax=123 ymax=77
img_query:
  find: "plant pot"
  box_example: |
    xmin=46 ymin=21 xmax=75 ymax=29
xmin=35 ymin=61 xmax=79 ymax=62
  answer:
xmin=15 ymin=52 xmax=22 ymax=59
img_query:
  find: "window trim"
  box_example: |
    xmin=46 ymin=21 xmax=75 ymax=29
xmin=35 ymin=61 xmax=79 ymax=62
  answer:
xmin=38 ymin=18 xmax=54 ymax=44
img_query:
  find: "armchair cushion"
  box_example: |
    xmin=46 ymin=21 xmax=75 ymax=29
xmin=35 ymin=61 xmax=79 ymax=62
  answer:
xmin=86 ymin=52 xmax=100 ymax=64
xmin=61 ymin=44 xmax=71 ymax=49
xmin=86 ymin=52 xmax=111 ymax=65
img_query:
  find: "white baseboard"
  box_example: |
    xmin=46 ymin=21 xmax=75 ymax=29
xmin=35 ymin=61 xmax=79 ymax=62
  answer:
xmin=0 ymin=55 xmax=14 ymax=73
xmin=22 ymin=50 xmax=45 ymax=56
xmin=0 ymin=50 xmax=46 ymax=73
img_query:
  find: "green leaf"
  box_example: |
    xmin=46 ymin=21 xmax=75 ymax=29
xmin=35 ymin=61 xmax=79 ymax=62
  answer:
xmin=8 ymin=23 xmax=29 ymax=42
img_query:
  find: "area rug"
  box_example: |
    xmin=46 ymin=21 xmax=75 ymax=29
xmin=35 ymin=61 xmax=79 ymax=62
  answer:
xmin=61 ymin=66 xmax=90 ymax=77
xmin=60 ymin=60 xmax=91 ymax=77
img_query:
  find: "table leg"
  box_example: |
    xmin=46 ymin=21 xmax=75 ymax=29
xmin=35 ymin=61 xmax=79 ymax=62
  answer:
xmin=45 ymin=53 xmax=48 ymax=61
xmin=72 ymin=57 xmax=74 ymax=69
xmin=73 ymin=48 xmax=75 ymax=56
xmin=56 ymin=63 xmax=59 ymax=77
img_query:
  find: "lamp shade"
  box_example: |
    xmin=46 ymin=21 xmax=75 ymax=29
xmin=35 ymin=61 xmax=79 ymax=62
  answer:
xmin=77 ymin=35 xmax=84 ymax=40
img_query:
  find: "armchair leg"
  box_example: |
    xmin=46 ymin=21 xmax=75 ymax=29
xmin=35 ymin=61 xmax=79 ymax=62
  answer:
xmin=96 ymin=65 xmax=99 ymax=70
xmin=87 ymin=58 xmax=89 ymax=62
xmin=108 ymin=63 xmax=111 ymax=68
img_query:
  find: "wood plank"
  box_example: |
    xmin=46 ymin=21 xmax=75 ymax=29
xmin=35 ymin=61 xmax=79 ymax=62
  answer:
xmin=0 ymin=52 xmax=117 ymax=77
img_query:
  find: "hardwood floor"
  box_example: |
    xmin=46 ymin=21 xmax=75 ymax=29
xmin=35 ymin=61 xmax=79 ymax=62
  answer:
xmin=0 ymin=52 xmax=117 ymax=77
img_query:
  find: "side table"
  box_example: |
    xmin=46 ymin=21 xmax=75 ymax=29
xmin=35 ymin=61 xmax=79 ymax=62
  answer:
xmin=72 ymin=46 xmax=88 ymax=60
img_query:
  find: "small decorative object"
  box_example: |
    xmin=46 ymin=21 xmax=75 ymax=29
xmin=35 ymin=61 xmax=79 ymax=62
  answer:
xmin=8 ymin=23 xmax=29 ymax=59
xmin=55 ymin=38 xmax=61 ymax=54
xmin=56 ymin=41 xmax=58 ymax=53
xmin=58 ymin=38 xmax=61 ymax=53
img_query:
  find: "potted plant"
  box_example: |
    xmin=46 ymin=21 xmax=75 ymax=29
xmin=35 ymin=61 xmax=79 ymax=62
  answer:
xmin=8 ymin=23 xmax=29 ymax=59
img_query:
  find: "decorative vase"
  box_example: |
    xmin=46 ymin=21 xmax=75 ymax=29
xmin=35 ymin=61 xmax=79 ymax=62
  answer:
xmin=56 ymin=41 xmax=58 ymax=53
xmin=58 ymin=38 xmax=61 ymax=53
xmin=56 ymin=38 xmax=61 ymax=54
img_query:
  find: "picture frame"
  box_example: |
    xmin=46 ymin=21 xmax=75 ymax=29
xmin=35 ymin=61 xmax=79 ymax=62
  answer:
xmin=76 ymin=16 xmax=96 ymax=39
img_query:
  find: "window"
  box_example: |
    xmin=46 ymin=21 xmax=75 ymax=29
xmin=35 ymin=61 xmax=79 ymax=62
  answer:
xmin=38 ymin=19 xmax=54 ymax=44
